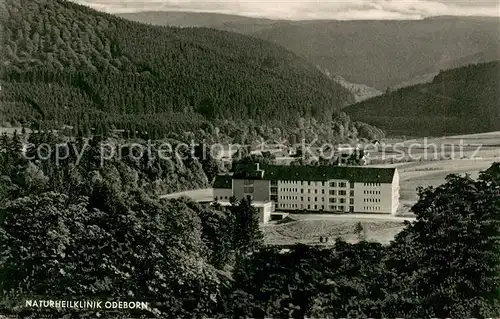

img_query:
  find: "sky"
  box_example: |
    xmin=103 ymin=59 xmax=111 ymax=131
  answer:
xmin=72 ymin=0 xmax=500 ymax=20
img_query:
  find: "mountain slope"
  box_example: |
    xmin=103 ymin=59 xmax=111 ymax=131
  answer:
xmin=345 ymin=61 xmax=500 ymax=137
xmin=121 ymin=12 xmax=500 ymax=90
xmin=1 ymin=0 xmax=354 ymax=133
xmin=327 ymin=74 xmax=382 ymax=104
xmin=119 ymin=11 xmax=281 ymax=34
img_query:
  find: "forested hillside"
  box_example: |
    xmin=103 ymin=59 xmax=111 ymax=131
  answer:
xmin=1 ymin=0 xmax=355 ymax=137
xmin=345 ymin=61 xmax=500 ymax=137
xmin=251 ymin=17 xmax=499 ymax=90
xmin=122 ymin=12 xmax=500 ymax=90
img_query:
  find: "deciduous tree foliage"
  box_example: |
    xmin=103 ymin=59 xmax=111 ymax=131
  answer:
xmin=388 ymin=167 xmax=500 ymax=318
xmin=1 ymin=132 xmax=500 ymax=318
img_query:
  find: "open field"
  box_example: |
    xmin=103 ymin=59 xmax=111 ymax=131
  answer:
xmin=262 ymin=214 xmax=409 ymax=246
xmin=373 ymin=132 xmax=500 ymax=214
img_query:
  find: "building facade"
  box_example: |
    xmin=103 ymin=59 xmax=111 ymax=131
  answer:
xmin=212 ymin=200 xmax=274 ymax=224
xmin=214 ymin=163 xmax=400 ymax=215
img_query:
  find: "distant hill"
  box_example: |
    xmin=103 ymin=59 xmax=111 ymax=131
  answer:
xmin=392 ymin=73 xmax=438 ymax=90
xmin=315 ymin=66 xmax=382 ymax=104
xmin=1 ymin=0 xmax=354 ymax=134
xmin=121 ymin=12 xmax=500 ymax=90
xmin=345 ymin=61 xmax=500 ymax=137
xmin=329 ymin=74 xmax=382 ymax=104
xmin=119 ymin=11 xmax=281 ymax=34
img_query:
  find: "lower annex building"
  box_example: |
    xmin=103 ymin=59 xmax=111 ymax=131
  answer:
xmin=213 ymin=163 xmax=400 ymax=215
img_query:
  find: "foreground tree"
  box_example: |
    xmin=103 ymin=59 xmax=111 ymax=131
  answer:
xmin=0 ymin=186 xmax=225 ymax=317
xmin=230 ymin=196 xmax=264 ymax=255
xmin=388 ymin=166 xmax=500 ymax=318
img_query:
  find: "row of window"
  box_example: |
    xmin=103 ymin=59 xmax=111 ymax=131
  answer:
xmin=335 ymin=190 xmax=349 ymax=196
xmin=278 ymin=188 xmax=355 ymax=196
xmin=330 ymin=205 xmax=347 ymax=211
xmin=279 ymin=196 xmax=327 ymax=202
xmin=364 ymin=198 xmax=381 ymax=203
xmin=214 ymin=196 xmax=230 ymax=200
xmin=278 ymin=196 xmax=355 ymax=204
xmin=329 ymin=198 xmax=355 ymax=205
xmin=279 ymin=203 xmax=326 ymax=210
xmin=278 ymin=203 xmax=356 ymax=212
xmin=364 ymin=182 xmax=381 ymax=187
xmin=364 ymin=206 xmax=380 ymax=211
xmin=276 ymin=180 xmax=354 ymax=188
xmin=364 ymin=190 xmax=381 ymax=195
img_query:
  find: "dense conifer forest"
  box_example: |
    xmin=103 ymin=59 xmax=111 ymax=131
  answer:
xmin=1 ymin=0 xmax=360 ymax=140
xmin=346 ymin=61 xmax=500 ymax=137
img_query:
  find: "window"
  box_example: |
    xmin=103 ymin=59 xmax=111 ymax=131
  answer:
xmin=301 ymin=197 xmax=304 ymax=201
xmin=329 ymin=198 xmax=336 ymax=203
xmin=349 ymin=206 xmax=354 ymax=213
xmin=301 ymin=189 xmax=304 ymax=193
xmin=338 ymin=190 xmax=346 ymax=196
xmin=308 ymin=197 xmax=311 ymax=201
xmin=339 ymin=182 xmax=346 ymax=188
xmin=314 ymin=189 xmax=318 ymax=194
xmin=330 ymin=182 xmax=336 ymax=187
xmin=322 ymin=189 xmax=325 ymax=194
xmin=308 ymin=181 xmax=311 ymax=186
xmin=329 ymin=190 xmax=336 ymax=195
xmin=350 ymin=182 xmax=354 ymax=188
xmin=322 ymin=182 xmax=325 ymax=186
xmin=244 ymin=179 xmax=253 ymax=185
xmin=349 ymin=198 xmax=354 ymax=205
xmin=340 ymin=198 xmax=345 ymax=204
xmin=314 ymin=204 xmax=317 ymax=209
xmin=350 ymin=190 xmax=354 ymax=197
xmin=243 ymin=186 xmax=254 ymax=193
xmin=314 ymin=197 xmax=317 ymax=201
xmin=339 ymin=206 xmax=344 ymax=211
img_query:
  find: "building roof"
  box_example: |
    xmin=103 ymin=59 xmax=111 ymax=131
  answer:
xmin=232 ymin=163 xmax=265 ymax=179
xmin=232 ymin=164 xmax=396 ymax=184
xmin=213 ymin=175 xmax=232 ymax=189
xmin=263 ymin=165 xmax=396 ymax=183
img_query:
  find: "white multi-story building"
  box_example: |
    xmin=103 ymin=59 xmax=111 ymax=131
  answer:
xmin=213 ymin=163 xmax=400 ymax=215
